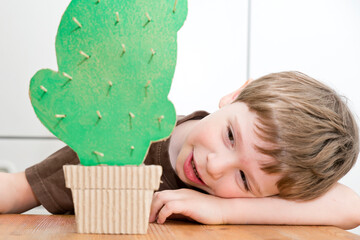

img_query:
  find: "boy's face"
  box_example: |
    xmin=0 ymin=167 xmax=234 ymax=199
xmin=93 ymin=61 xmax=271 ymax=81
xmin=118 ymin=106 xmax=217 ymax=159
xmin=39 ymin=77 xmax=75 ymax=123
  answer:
xmin=175 ymin=102 xmax=281 ymax=198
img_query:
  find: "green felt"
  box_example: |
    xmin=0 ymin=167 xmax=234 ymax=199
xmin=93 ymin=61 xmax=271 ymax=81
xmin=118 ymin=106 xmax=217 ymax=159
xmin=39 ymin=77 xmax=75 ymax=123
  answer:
xmin=29 ymin=0 xmax=188 ymax=166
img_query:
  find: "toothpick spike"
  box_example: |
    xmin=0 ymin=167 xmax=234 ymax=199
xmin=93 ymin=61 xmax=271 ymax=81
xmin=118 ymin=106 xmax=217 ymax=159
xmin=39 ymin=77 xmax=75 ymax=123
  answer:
xmin=151 ymin=48 xmax=156 ymax=56
xmin=40 ymin=85 xmax=48 ymax=93
xmin=131 ymin=146 xmax=135 ymax=150
xmin=129 ymin=112 xmax=135 ymax=118
xmin=116 ymin=12 xmax=120 ymax=23
xmin=173 ymin=0 xmax=178 ymax=13
xmin=108 ymin=81 xmax=113 ymax=87
xmin=63 ymin=72 xmax=73 ymax=80
xmin=145 ymin=80 xmax=151 ymax=88
xmin=121 ymin=43 xmax=126 ymax=53
xmin=93 ymin=151 xmax=104 ymax=157
xmin=79 ymin=50 xmax=90 ymax=59
xmin=158 ymin=115 xmax=164 ymax=122
xmin=145 ymin=12 xmax=151 ymax=22
xmin=55 ymin=114 xmax=66 ymax=118
xmin=72 ymin=17 xmax=82 ymax=28
xmin=96 ymin=110 xmax=102 ymax=119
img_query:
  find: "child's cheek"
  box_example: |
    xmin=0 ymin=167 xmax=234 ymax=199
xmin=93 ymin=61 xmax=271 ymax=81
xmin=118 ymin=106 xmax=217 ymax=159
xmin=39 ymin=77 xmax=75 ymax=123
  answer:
xmin=191 ymin=122 xmax=219 ymax=147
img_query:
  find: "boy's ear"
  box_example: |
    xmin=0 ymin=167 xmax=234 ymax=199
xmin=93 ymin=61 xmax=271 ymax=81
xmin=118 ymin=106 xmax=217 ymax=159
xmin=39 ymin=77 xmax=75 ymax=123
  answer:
xmin=218 ymin=79 xmax=252 ymax=108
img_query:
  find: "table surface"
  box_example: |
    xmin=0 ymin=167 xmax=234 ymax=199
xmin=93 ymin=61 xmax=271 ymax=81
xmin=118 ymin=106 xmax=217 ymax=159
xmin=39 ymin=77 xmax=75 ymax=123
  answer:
xmin=0 ymin=214 xmax=359 ymax=240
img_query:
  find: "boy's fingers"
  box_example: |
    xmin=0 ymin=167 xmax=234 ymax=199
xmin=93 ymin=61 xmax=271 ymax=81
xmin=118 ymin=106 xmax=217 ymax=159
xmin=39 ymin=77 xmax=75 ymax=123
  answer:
xmin=150 ymin=189 xmax=202 ymax=223
xmin=156 ymin=200 xmax=187 ymax=224
xmin=149 ymin=190 xmax=184 ymax=222
xmin=149 ymin=193 xmax=163 ymax=222
xmin=149 ymin=209 xmax=157 ymax=223
xmin=150 ymin=191 xmax=170 ymax=222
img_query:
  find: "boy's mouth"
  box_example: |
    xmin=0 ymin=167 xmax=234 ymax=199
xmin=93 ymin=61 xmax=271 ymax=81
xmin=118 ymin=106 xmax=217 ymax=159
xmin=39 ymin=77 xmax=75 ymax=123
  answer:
xmin=184 ymin=151 xmax=206 ymax=186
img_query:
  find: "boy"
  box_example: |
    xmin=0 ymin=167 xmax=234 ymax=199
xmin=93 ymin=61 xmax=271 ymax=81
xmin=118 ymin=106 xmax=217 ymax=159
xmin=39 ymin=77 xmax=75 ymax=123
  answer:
xmin=0 ymin=71 xmax=359 ymax=230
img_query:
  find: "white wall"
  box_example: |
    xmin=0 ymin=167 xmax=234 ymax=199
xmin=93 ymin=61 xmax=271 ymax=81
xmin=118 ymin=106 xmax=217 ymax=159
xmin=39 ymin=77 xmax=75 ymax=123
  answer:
xmin=0 ymin=0 xmax=359 ymax=234
xmin=250 ymin=0 xmax=360 ymax=234
xmin=171 ymin=0 xmax=248 ymax=114
xmin=250 ymin=0 xmax=360 ymax=175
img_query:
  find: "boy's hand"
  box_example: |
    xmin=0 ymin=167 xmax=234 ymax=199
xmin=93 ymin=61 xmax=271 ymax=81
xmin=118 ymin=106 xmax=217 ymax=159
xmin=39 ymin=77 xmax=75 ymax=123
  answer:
xmin=149 ymin=184 xmax=360 ymax=229
xmin=150 ymin=188 xmax=226 ymax=224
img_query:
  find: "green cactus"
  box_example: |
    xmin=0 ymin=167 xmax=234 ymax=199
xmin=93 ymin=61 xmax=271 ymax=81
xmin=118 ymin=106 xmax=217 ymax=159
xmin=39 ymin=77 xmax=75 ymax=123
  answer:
xmin=29 ymin=0 xmax=188 ymax=166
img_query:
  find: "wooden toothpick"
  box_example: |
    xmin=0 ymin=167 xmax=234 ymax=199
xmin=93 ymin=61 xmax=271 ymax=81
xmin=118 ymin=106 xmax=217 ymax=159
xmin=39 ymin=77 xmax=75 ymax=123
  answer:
xmin=63 ymin=72 xmax=73 ymax=80
xmin=40 ymin=85 xmax=48 ymax=93
xmin=106 ymin=81 xmax=113 ymax=96
xmin=93 ymin=151 xmax=104 ymax=157
xmin=150 ymin=48 xmax=156 ymax=56
xmin=79 ymin=50 xmax=90 ymax=59
xmin=173 ymin=0 xmax=178 ymax=13
xmin=72 ymin=17 xmax=82 ymax=28
xmin=121 ymin=43 xmax=126 ymax=53
xmin=131 ymin=146 xmax=135 ymax=150
xmin=96 ymin=110 xmax=102 ymax=119
xmin=55 ymin=114 xmax=66 ymax=118
xmin=158 ymin=115 xmax=164 ymax=122
xmin=129 ymin=112 xmax=135 ymax=129
xmin=145 ymin=12 xmax=151 ymax=22
xmin=116 ymin=12 xmax=120 ymax=23
xmin=144 ymin=80 xmax=151 ymax=97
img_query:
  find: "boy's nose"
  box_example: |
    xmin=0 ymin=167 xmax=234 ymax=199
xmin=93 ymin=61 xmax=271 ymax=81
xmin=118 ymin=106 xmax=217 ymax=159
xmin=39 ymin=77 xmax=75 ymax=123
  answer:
xmin=206 ymin=152 xmax=231 ymax=180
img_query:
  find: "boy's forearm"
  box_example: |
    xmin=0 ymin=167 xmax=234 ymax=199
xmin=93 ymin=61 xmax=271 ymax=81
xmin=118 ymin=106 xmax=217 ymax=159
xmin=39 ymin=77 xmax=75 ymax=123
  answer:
xmin=222 ymin=183 xmax=360 ymax=230
xmin=13 ymin=172 xmax=40 ymax=213
xmin=0 ymin=172 xmax=40 ymax=214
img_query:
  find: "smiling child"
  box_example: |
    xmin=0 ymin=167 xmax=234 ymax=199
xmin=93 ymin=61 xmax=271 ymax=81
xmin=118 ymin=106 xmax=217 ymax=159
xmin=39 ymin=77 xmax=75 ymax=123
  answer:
xmin=0 ymin=71 xmax=359 ymax=230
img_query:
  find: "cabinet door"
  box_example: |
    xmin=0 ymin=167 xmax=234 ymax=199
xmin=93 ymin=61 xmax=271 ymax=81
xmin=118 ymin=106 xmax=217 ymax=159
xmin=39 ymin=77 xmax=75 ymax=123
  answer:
xmin=0 ymin=139 xmax=65 ymax=172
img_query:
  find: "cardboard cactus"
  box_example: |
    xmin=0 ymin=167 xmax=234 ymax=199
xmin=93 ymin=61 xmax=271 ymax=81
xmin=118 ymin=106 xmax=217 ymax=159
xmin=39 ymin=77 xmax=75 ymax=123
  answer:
xmin=29 ymin=0 xmax=188 ymax=166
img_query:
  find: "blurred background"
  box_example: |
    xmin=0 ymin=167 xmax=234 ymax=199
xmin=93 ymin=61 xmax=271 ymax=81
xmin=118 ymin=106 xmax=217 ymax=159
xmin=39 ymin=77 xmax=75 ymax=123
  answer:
xmin=0 ymin=0 xmax=359 ymax=234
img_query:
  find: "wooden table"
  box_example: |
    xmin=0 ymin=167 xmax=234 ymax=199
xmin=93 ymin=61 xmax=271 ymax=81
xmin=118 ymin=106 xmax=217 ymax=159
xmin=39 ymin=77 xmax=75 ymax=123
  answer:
xmin=0 ymin=214 xmax=359 ymax=240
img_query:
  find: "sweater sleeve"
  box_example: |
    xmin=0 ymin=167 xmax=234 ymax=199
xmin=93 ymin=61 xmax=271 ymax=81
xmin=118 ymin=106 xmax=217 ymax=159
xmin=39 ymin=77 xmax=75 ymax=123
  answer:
xmin=25 ymin=146 xmax=79 ymax=214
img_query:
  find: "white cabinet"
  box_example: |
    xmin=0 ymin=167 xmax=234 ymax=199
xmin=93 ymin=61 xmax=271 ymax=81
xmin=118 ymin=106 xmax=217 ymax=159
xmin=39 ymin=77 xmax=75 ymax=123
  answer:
xmin=0 ymin=0 xmax=71 ymax=137
xmin=0 ymin=139 xmax=65 ymax=172
xmin=0 ymin=0 xmax=70 ymax=173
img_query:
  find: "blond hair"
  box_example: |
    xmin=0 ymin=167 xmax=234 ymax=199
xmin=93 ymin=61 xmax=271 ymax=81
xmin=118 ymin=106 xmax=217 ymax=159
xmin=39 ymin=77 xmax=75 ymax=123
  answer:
xmin=236 ymin=71 xmax=359 ymax=200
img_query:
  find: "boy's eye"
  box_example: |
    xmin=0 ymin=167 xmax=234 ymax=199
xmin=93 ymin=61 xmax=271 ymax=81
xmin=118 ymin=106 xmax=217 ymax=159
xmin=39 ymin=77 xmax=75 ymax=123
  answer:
xmin=240 ymin=170 xmax=250 ymax=192
xmin=227 ymin=127 xmax=235 ymax=145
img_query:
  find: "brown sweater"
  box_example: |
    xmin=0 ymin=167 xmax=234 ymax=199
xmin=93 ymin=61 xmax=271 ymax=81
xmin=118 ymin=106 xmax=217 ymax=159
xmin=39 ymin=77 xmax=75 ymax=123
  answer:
xmin=25 ymin=111 xmax=209 ymax=214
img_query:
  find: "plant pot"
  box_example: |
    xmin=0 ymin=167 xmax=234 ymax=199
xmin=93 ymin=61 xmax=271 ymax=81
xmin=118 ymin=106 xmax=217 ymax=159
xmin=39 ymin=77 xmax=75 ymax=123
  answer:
xmin=63 ymin=165 xmax=162 ymax=234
